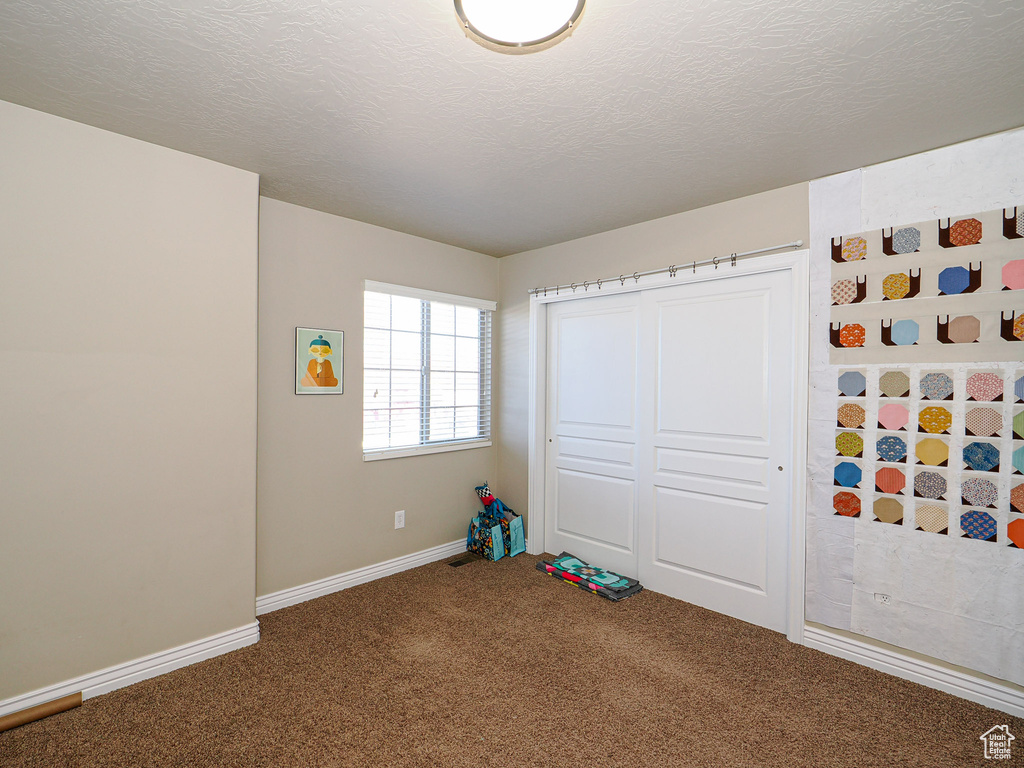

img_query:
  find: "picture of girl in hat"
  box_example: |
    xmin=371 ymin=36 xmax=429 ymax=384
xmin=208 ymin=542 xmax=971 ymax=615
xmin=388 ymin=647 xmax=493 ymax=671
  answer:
xmin=295 ymin=328 xmax=343 ymax=393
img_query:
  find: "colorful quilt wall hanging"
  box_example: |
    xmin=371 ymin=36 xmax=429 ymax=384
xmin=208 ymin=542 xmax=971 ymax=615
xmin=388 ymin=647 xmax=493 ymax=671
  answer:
xmin=829 ymin=205 xmax=1024 ymax=364
xmin=832 ymin=366 xmax=1024 ymax=549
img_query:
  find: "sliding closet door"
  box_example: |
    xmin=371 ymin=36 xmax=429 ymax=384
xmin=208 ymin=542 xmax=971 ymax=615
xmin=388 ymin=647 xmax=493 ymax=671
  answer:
xmin=636 ymin=269 xmax=795 ymax=632
xmin=544 ymin=292 xmax=641 ymax=577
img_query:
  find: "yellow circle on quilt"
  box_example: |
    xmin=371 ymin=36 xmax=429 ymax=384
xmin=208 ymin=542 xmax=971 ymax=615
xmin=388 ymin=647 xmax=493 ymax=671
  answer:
xmin=873 ymin=498 xmax=903 ymax=524
xmin=882 ymin=273 xmax=910 ymax=300
xmin=915 ymin=505 xmax=947 ymax=533
xmin=916 ymin=438 xmax=949 ymax=466
xmin=841 ymin=237 xmax=867 ymax=262
xmin=918 ymin=406 xmax=952 ymax=434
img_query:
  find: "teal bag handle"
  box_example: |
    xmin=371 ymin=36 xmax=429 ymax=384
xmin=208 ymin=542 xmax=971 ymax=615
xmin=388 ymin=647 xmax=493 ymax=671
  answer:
xmin=509 ymin=516 xmax=526 ymax=556
xmin=490 ymin=523 xmax=505 ymax=560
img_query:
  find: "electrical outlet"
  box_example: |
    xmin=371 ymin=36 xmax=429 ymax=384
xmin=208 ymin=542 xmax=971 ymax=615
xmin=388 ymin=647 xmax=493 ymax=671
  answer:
xmin=394 ymin=510 xmax=405 ymax=529
xmin=874 ymin=593 xmax=891 ymax=605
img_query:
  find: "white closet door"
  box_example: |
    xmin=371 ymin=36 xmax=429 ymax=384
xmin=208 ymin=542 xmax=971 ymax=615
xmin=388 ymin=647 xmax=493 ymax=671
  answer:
xmin=637 ymin=269 xmax=795 ymax=632
xmin=545 ymin=292 xmax=641 ymax=577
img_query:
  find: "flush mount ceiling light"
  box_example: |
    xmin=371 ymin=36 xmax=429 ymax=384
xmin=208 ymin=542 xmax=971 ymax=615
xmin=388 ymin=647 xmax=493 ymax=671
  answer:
xmin=455 ymin=0 xmax=586 ymax=54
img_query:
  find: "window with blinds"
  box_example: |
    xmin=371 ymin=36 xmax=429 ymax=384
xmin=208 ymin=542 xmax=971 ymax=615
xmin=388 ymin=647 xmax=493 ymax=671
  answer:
xmin=363 ymin=281 xmax=494 ymax=460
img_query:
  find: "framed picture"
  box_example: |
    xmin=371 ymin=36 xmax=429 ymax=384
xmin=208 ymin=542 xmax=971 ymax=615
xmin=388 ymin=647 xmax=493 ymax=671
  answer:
xmin=295 ymin=327 xmax=344 ymax=395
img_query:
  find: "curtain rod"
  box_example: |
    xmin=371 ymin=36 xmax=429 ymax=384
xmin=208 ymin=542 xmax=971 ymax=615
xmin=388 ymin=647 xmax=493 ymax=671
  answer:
xmin=528 ymin=240 xmax=804 ymax=296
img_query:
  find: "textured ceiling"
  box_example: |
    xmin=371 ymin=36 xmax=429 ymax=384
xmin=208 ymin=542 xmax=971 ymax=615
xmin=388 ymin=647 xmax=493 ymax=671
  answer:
xmin=2 ymin=1 xmax=1023 ymax=256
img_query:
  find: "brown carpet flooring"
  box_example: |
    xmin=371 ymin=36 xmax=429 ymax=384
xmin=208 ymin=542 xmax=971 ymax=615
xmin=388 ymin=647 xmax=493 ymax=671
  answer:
xmin=2 ymin=553 xmax=1021 ymax=767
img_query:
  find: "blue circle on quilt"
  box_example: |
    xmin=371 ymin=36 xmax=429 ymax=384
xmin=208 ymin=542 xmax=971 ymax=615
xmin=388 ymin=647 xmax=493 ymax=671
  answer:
xmin=938 ymin=266 xmax=970 ymax=295
xmin=920 ymin=372 xmax=954 ymax=400
xmin=876 ymin=435 xmax=907 ymax=462
xmin=963 ymin=441 xmax=1000 ymax=472
xmin=914 ymin=471 xmax=946 ymax=499
xmin=890 ymin=319 xmax=919 ymax=346
xmin=1014 ymin=446 xmax=1024 ymax=474
xmin=1016 ymin=375 xmax=1024 ymax=402
xmin=838 ymin=371 xmax=866 ymax=397
xmin=961 ymin=510 xmax=997 ymax=540
xmin=834 ymin=462 xmax=862 ymax=488
xmin=892 ymin=227 xmax=920 ymax=254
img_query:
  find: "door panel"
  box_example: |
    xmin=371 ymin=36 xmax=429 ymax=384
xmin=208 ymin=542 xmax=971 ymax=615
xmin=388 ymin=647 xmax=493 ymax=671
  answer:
xmin=556 ymin=308 xmax=637 ymax=428
xmin=655 ymin=292 xmax=771 ymax=441
xmin=656 ymin=447 xmax=770 ymax=486
xmin=545 ymin=293 xmax=640 ymax=577
xmin=652 ymin=486 xmax=768 ymax=593
xmin=554 ymin=468 xmax=634 ymax=552
xmin=638 ymin=270 xmax=794 ymax=632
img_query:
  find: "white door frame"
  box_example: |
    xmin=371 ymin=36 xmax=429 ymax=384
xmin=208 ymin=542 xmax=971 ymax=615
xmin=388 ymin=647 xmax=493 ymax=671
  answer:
xmin=527 ymin=249 xmax=809 ymax=643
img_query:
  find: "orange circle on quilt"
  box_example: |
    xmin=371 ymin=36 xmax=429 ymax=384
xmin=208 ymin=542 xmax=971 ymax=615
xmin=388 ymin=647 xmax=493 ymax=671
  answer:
xmin=875 ymin=467 xmax=906 ymax=494
xmin=1008 ymin=519 xmax=1024 ymax=549
xmin=833 ymin=492 xmax=860 ymax=517
xmin=837 ymin=403 xmax=866 ymax=428
xmin=1014 ymin=314 xmax=1024 ymax=341
xmin=882 ymin=273 xmax=910 ymax=300
xmin=1012 ymin=484 xmax=1024 ymax=513
xmin=918 ymin=406 xmax=952 ymax=434
xmin=841 ymin=237 xmax=867 ymax=262
xmin=949 ymin=218 xmax=982 ymax=246
xmin=840 ymin=324 xmax=865 ymax=348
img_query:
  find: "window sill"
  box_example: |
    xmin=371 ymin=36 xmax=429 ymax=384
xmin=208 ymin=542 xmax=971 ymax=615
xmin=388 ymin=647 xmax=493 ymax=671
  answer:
xmin=363 ymin=439 xmax=492 ymax=462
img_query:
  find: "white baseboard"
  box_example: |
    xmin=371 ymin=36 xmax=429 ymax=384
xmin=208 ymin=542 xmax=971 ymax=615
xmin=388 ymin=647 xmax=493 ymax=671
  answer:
xmin=0 ymin=621 xmax=259 ymax=718
xmin=803 ymin=625 xmax=1024 ymax=719
xmin=256 ymin=539 xmax=467 ymax=616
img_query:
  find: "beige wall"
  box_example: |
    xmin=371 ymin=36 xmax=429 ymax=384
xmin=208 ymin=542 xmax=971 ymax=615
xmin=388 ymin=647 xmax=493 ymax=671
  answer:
xmin=494 ymin=183 xmax=811 ymax=525
xmin=0 ymin=101 xmax=259 ymax=700
xmin=256 ymin=198 xmax=499 ymax=597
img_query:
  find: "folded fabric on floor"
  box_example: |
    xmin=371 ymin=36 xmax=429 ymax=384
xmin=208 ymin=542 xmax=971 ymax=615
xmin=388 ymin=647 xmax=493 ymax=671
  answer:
xmin=536 ymin=552 xmax=643 ymax=601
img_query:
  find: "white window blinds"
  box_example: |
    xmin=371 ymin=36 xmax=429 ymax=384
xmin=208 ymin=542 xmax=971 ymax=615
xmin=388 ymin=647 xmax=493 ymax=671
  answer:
xmin=363 ymin=282 xmax=494 ymax=458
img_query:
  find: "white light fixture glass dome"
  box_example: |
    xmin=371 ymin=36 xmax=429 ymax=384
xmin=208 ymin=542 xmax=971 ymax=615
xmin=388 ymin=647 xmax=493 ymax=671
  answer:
xmin=455 ymin=0 xmax=586 ymax=53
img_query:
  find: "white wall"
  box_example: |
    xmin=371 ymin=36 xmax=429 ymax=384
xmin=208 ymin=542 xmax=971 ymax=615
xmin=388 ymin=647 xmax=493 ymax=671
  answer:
xmin=0 ymin=100 xmax=259 ymax=701
xmin=256 ymin=198 xmax=499 ymax=598
xmin=806 ymin=128 xmax=1024 ymax=685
